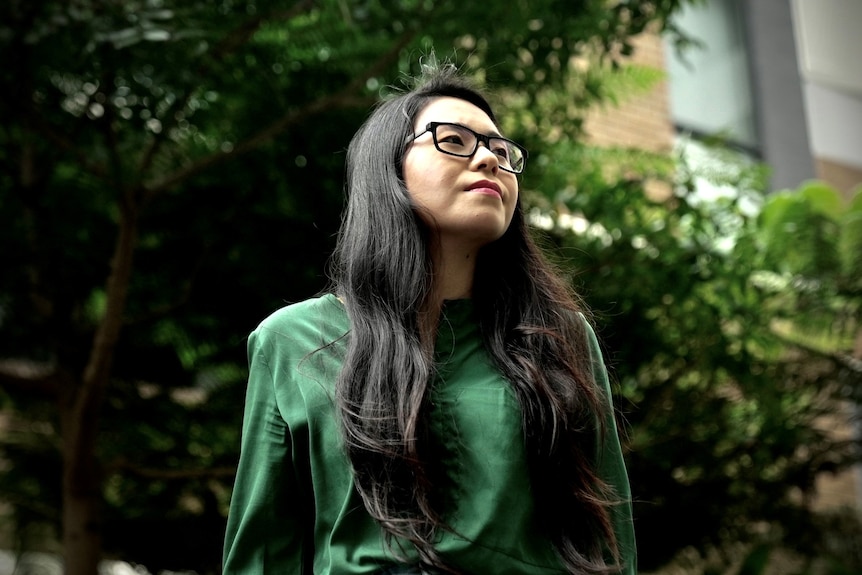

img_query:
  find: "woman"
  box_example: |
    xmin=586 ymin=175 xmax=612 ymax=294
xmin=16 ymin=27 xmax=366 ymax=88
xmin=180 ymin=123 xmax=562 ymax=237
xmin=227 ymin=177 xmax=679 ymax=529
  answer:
xmin=223 ymin=62 xmax=636 ymax=574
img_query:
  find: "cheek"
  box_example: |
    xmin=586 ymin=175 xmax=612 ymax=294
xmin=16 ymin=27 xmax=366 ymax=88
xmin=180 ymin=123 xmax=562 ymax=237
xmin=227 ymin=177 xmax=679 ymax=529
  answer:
xmin=506 ymin=185 xmax=519 ymax=225
xmin=403 ymin=153 xmax=432 ymax=195
xmin=403 ymin=165 xmax=430 ymax=203
xmin=508 ymin=181 xmax=520 ymax=206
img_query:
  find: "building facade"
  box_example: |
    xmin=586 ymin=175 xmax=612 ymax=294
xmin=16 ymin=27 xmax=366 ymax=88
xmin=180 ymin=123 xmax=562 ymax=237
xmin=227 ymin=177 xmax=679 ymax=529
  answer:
xmin=583 ymin=0 xmax=861 ymax=511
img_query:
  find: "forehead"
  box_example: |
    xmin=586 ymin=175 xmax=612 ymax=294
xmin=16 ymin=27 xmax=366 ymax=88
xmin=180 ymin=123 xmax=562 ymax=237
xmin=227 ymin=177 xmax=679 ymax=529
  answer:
xmin=414 ymin=97 xmax=499 ymax=134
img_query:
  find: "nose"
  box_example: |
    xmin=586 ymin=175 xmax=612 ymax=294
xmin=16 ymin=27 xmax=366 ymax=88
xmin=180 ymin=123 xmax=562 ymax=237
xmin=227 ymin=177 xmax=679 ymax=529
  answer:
xmin=471 ymin=141 xmax=500 ymax=173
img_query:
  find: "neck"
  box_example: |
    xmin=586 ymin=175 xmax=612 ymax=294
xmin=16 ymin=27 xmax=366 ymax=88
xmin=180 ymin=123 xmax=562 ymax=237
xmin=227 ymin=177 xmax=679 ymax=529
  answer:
xmin=427 ymin=238 xmax=479 ymax=308
xmin=417 ymin=239 xmax=478 ymax=340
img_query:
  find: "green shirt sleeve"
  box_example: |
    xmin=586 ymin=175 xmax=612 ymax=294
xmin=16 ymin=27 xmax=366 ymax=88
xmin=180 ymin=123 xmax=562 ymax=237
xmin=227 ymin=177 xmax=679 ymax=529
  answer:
xmin=583 ymin=319 xmax=637 ymax=575
xmin=222 ymin=325 xmax=310 ymax=574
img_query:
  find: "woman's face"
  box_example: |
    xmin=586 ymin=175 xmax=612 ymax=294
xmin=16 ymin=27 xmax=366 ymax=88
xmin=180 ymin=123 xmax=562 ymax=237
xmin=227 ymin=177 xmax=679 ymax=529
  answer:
xmin=403 ymin=97 xmax=519 ymax=250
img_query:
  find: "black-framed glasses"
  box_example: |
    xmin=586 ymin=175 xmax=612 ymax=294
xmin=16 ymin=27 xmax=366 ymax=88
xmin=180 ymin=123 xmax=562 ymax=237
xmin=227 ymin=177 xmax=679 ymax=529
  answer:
xmin=409 ymin=122 xmax=529 ymax=174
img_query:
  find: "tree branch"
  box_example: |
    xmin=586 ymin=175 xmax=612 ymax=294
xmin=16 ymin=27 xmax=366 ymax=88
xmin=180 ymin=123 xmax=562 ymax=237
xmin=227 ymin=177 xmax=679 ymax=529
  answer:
xmin=143 ymin=93 xmax=366 ymax=196
xmin=143 ymin=28 xmax=415 ymax=196
xmin=208 ymin=1 xmax=318 ymax=63
xmin=79 ymin=212 xmax=138 ymax=406
xmin=138 ymin=0 xmax=317 ymax=177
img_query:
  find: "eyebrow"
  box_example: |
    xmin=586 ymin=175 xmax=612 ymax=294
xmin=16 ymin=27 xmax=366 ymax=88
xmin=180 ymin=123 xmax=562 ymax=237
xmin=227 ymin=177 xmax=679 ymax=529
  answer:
xmin=444 ymin=121 xmax=504 ymax=139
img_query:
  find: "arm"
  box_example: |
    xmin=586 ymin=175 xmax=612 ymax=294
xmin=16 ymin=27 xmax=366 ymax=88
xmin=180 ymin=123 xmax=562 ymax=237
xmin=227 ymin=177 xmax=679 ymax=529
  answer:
xmin=223 ymin=327 xmax=310 ymax=574
xmin=583 ymin=321 xmax=638 ymax=575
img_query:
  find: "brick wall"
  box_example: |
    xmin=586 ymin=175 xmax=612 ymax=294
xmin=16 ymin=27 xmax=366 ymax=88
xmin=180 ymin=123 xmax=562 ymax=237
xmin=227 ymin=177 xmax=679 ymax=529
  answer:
xmin=581 ymin=32 xmax=675 ymax=154
xmin=816 ymin=157 xmax=862 ymax=200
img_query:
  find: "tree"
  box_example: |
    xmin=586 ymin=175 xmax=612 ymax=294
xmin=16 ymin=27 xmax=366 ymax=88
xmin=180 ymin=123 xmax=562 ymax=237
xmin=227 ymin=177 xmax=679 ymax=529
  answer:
xmin=0 ymin=1 xmax=694 ymax=573
xmin=525 ymin=123 xmax=862 ymax=569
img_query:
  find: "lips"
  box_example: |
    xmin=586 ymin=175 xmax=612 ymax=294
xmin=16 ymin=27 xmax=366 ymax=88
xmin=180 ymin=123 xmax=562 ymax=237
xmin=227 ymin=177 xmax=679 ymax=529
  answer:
xmin=465 ymin=179 xmax=502 ymax=197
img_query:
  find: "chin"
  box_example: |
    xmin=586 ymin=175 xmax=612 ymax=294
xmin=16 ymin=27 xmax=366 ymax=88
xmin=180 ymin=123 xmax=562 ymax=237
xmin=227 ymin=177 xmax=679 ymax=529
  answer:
xmin=465 ymin=225 xmax=510 ymax=247
xmin=436 ymin=214 xmax=514 ymax=249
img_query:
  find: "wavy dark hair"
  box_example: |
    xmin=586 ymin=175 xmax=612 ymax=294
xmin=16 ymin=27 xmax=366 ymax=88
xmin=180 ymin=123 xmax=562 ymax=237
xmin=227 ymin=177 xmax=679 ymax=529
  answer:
xmin=329 ymin=63 xmax=621 ymax=574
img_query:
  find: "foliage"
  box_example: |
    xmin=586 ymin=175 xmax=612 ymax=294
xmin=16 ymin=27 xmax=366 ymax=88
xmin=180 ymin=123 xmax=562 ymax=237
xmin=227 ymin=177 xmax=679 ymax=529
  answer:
xmin=0 ymin=1 xmax=697 ymax=574
xmin=526 ymin=130 xmax=862 ymax=570
xmin=2 ymin=0 xmax=859 ymax=573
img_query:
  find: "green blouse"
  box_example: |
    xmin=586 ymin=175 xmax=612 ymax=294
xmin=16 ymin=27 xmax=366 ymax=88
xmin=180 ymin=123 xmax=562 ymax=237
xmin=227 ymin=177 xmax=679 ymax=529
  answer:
xmin=223 ymin=294 xmax=636 ymax=574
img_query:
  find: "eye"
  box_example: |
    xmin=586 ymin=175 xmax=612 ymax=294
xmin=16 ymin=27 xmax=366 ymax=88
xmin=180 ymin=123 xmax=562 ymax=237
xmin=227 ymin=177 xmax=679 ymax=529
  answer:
xmin=435 ymin=124 xmax=476 ymax=151
xmin=440 ymin=134 xmax=466 ymax=145
xmin=492 ymin=143 xmax=510 ymax=160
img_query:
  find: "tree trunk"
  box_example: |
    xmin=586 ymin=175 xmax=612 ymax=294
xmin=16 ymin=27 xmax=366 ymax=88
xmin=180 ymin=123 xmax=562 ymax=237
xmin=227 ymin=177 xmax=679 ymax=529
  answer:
xmin=61 ymin=206 xmax=138 ymax=575
xmin=60 ymin=406 xmax=102 ymax=575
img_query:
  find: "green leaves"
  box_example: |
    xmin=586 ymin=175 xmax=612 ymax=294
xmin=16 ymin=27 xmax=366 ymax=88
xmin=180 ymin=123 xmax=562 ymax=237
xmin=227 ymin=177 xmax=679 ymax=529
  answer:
xmin=764 ymin=181 xmax=862 ymax=286
xmin=4 ymin=0 xmax=859 ymax=573
xmin=521 ymin=109 xmax=860 ymax=568
xmin=756 ymin=182 xmax=861 ymax=335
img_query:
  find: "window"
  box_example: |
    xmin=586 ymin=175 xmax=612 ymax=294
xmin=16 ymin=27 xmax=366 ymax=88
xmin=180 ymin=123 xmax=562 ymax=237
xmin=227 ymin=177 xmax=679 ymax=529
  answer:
xmin=665 ymin=0 xmax=758 ymax=152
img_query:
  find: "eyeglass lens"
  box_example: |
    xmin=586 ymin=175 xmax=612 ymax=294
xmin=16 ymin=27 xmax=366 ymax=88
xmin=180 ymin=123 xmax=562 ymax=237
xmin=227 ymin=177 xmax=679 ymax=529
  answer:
xmin=432 ymin=123 xmax=525 ymax=173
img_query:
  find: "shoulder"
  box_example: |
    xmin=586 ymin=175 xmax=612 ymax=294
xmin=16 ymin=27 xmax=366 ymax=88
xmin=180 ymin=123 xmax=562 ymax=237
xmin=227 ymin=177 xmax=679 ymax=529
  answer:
xmin=256 ymin=293 xmax=340 ymax=330
xmin=250 ymin=294 xmax=347 ymax=351
xmin=578 ymin=313 xmax=602 ymax=359
xmin=571 ymin=311 xmax=613 ymax=399
xmin=562 ymin=310 xmax=602 ymax=364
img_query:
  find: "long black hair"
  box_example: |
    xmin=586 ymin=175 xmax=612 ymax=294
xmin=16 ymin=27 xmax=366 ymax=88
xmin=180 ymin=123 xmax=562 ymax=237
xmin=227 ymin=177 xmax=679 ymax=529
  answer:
xmin=329 ymin=62 xmax=621 ymax=574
